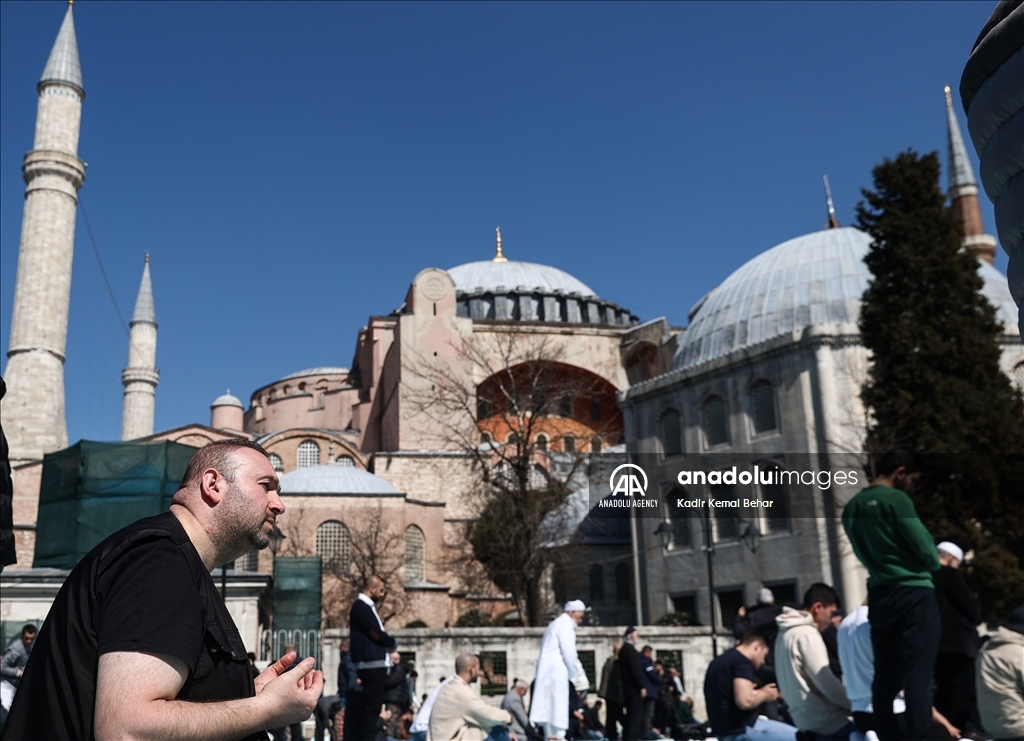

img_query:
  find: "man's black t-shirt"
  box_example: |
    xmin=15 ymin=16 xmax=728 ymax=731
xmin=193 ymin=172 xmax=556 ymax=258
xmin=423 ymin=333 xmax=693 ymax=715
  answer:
xmin=703 ymin=648 xmax=758 ymax=736
xmin=5 ymin=512 xmax=262 ymax=741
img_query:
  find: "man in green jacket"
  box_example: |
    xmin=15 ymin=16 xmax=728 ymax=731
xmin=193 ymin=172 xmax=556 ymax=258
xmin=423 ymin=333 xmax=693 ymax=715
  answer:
xmin=842 ymin=447 xmax=940 ymax=741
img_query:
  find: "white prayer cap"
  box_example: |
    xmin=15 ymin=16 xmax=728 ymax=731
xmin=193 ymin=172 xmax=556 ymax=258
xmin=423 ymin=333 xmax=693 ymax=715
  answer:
xmin=937 ymin=541 xmax=964 ymax=562
xmin=564 ymin=600 xmax=586 ymax=612
xmin=756 ymin=588 xmax=775 ymax=605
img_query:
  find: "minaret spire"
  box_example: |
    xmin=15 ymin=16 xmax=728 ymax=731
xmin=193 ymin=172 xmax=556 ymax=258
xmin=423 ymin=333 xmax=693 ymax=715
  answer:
xmin=121 ymin=255 xmax=159 ymax=440
xmin=944 ymin=85 xmax=997 ymax=264
xmin=2 ymin=4 xmax=87 ymax=463
xmin=493 ymin=226 xmax=507 ymax=262
xmin=823 ymin=175 xmax=841 ymax=229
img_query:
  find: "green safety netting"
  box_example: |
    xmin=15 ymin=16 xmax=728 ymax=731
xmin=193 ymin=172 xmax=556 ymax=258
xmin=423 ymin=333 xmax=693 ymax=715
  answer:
xmin=273 ymin=557 xmax=322 ymax=632
xmin=33 ymin=440 xmax=198 ymax=570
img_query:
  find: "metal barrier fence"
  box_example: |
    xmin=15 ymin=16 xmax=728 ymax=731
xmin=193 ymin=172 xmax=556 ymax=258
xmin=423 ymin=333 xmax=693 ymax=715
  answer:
xmin=260 ymin=628 xmax=321 ymax=667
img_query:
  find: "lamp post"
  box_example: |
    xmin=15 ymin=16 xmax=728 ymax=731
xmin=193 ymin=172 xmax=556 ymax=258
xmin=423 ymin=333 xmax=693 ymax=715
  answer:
xmin=702 ymin=507 xmax=718 ymax=657
xmin=269 ymin=525 xmax=285 ymax=556
xmin=654 ymin=521 xmax=673 ymax=550
xmin=739 ymin=519 xmax=761 ymax=554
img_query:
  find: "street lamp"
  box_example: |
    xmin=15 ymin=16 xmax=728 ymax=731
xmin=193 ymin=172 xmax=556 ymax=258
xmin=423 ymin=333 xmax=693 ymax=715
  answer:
xmin=654 ymin=521 xmax=673 ymax=550
xmin=269 ymin=526 xmax=285 ymax=555
xmin=702 ymin=508 xmax=718 ymax=657
xmin=739 ymin=519 xmax=761 ymax=553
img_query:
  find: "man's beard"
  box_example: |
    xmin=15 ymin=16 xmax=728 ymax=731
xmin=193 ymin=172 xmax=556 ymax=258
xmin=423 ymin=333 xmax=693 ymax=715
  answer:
xmin=213 ymin=481 xmax=274 ymax=563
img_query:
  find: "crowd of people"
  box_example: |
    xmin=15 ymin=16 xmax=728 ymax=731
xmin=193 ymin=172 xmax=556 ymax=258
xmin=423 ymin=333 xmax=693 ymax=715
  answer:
xmin=1 ymin=440 xmax=1021 ymax=741
xmin=701 ymin=448 xmax=1024 ymax=741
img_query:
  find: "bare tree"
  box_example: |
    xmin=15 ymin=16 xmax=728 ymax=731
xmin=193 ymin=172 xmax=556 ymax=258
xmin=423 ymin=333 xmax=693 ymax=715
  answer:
xmin=276 ymin=502 xmax=410 ymax=627
xmin=407 ymin=329 xmax=618 ymax=625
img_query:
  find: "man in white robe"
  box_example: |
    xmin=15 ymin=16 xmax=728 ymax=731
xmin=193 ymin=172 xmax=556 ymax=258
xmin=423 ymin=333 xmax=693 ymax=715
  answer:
xmin=529 ymin=600 xmax=589 ymax=740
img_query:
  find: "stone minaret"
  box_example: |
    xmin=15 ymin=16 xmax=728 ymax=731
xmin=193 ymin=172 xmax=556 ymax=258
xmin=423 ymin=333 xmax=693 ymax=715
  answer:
xmin=945 ymin=85 xmax=997 ymax=264
xmin=1 ymin=4 xmax=85 ymax=465
xmin=120 ymin=255 xmax=159 ymax=440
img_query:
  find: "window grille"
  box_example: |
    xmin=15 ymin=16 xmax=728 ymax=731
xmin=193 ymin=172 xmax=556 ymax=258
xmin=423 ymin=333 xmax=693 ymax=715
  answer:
xmin=335 ymin=455 xmax=354 ymax=467
xmin=529 ymin=464 xmax=549 ymax=490
xmin=268 ymin=454 xmax=284 ymax=473
xmin=750 ymin=381 xmax=777 ymax=433
xmin=234 ymin=549 xmax=259 ymax=571
xmin=1015 ymin=363 xmax=1024 ymax=390
xmin=660 ymin=409 xmax=682 ymax=457
xmin=711 ymin=484 xmax=738 ymax=539
xmin=477 ymin=397 xmax=492 ymax=420
xmin=479 ymin=651 xmax=508 ymax=696
xmin=589 ymin=564 xmax=605 ymax=601
xmin=559 ymin=395 xmax=573 ymax=418
xmin=316 ymin=521 xmax=351 ymax=571
xmin=758 ymin=467 xmax=790 ymax=533
xmin=404 ymin=526 xmax=425 ymax=583
xmin=316 ymin=392 xmax=325 ymax=409
xmin=703 ymin=397 xmax=728 ymax=446
xmin=670 ymin=503 xmax=691 ymax=548
xmin=297 ymin=441 xmax=320 ymax=468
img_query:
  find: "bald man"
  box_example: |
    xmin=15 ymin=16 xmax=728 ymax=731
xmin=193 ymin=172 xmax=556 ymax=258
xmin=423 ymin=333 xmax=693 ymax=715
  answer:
xmin=430 ymin=653 xmax=514 ymax=741
xmin=350 ymin=574 xmax=397 ymax=741
xmin=5 ymin=439 xmax=323 ymax=741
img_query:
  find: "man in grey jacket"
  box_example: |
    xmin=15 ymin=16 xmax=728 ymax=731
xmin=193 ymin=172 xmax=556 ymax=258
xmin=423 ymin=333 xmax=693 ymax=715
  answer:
xmin=0 ymin=625 xmax=36 ymax=729
xmin=501 ymin=679 xmax=531 ymax=738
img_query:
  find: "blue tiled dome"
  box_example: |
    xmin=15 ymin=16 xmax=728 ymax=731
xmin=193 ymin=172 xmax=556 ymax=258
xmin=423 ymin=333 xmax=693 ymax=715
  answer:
xmin=674 ymin=227 xmax=1019 ymax=370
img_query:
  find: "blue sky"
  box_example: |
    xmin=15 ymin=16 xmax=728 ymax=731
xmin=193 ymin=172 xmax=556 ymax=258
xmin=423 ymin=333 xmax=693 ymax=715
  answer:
xmin=0 ymin=1 xmax=1004 ymax=443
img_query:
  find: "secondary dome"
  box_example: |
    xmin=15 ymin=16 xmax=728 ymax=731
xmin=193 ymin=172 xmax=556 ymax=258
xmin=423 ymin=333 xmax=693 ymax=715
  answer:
xmin=447 ymin=260 xmax=597 ymax=298
xmin=674 ymin=226 xmax=1019 ymax=370
xmin=280 ymin=465 xmax=398 ymax=496
xmin=211 ymin=391 xmax=243 ymax=408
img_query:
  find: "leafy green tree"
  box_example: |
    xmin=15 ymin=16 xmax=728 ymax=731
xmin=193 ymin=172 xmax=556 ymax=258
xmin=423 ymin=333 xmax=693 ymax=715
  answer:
xmin=857 ymin=150 xmax=1024 ymax=620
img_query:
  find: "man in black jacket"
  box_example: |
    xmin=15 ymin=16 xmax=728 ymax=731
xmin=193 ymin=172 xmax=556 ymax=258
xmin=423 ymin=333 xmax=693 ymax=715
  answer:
xmin=618 ymin=627 xmax=646 ymax=741
xmin=932 ymin=542 xmax=982 ymax=733
xmin=350 ymin=576 xmax=397 ymax=741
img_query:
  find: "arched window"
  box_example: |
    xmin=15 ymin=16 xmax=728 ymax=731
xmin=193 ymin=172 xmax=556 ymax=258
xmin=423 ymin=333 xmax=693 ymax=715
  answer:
xmin=668 ymin=493 xmax=691 ymax=548
xmin=615 ymin=563 xmax=631 ymax=603
xmin=481 ymin=431 xmax=492 ymax=444
xmin=757 ymin=461 xmax=790 ymax=533
xmin=590 ymin=436 xmax=602 ymax=453
xmin=589 ymin=564 xmax=605 ymax=601
xmin=297 ymin=440 xmax=320 ymax=468
xmin=528 ymin=464 xmax=549 ymax=490
xmin=268 ymin=454 xmax=284 ymax=473
xmin=316 ymin=521 xmax=351 ymax=571
xmin=405 ymin=526 xmax=425 ymax=583
xmin=559 ymin=395 xmax=573 ymax=418
xmin=477 ymin=397 xmax=492 ymax=420
xmin=750 ymin=381 xmax=777 ymax=433
xmin=506 ymin=431 xmax=521 ymax=445
xmin=660 ymin=409 xmax=682 ymax=457
xmin=535 ymin=434 xmax=548 ymax=452
xmin=703 ymin=396 xmax=729 ymax=447
xmin=335 ymin=455 xmax=354 ymax=467
xmin=590 ymin=401 xmax=601 ymax=421
xmin=316 ymin=392 xmax=326 ymax=410
xmin=563 ymin=435 xmax=576 ymax=453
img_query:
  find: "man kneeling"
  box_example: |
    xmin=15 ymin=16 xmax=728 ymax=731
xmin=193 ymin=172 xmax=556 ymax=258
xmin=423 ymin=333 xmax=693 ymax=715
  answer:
xmin=430 ymin=653 xmax=517 ymax=741
xmin=775 ymin=583 xmax=853 ymax=741
xmin=704 ymin=632 xmax=797 ymax=741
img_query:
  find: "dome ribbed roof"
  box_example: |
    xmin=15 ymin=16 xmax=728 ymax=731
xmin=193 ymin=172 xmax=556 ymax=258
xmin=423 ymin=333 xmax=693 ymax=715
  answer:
xmin=448 ymin=260 xmax=597 ymax=297
xmin=281 ymin=367 xmax=349 ymax=380
xmin=674 ymin=226 xmax=1019 ymax=371
xmin=280 ymin=465 xmax=398 ymax=496
xmin=211 ymin=391 xmax=243 ymax=408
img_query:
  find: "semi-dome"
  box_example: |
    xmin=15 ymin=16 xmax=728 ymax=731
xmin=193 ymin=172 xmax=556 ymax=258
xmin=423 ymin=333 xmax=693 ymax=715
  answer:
xmin=448 ymin=260 xmax=597 ymax=298
xmin=674 ymin=226 xmax=1019 ymax=370
xmin=279 ymin=464 xmax=398 ymax=496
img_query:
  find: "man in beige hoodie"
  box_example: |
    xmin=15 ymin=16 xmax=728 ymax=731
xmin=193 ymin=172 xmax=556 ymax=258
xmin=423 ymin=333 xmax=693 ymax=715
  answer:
xmin=429 ymin=653 xmax=515 ymax=741
xmin=775 ymin=583 xmax=853 ymax=741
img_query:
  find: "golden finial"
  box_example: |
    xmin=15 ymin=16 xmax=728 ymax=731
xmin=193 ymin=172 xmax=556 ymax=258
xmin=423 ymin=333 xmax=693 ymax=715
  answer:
xmin=944 ymin=85 xmax=953 ymax=107
xmin=493 ymin=226 xmax=507 ymax=262
xmin=68 ymin=0 xmax=74 ymax=7
xmin=144 ymin=251 xmax=150 ymax=264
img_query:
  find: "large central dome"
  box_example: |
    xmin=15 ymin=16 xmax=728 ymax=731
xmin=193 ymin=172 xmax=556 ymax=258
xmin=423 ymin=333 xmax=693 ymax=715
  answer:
xmin=447 ymin=260 xmax=597 ymax=298
xmin=674 ymin=226 xmax=1019 ymax=370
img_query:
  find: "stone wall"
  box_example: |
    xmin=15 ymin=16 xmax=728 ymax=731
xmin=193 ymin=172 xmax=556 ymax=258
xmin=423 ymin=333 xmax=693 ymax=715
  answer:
xmin=321 ymin=625 xmax=716 ymax=720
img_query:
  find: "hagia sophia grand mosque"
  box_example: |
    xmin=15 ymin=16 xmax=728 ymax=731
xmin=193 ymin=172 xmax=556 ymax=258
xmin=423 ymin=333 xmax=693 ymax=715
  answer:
xmin=3 ymin=5 xmax=1022 ymax=630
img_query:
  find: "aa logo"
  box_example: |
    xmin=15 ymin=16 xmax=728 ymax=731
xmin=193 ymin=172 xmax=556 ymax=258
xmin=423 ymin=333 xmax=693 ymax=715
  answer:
xmin=609 ymin=464 xmax=648 ymax=497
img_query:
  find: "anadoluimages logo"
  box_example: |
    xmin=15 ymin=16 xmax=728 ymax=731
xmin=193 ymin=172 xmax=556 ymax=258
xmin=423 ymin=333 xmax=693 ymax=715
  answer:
xmin=609 ymin=464 xmax=648 ymax=497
